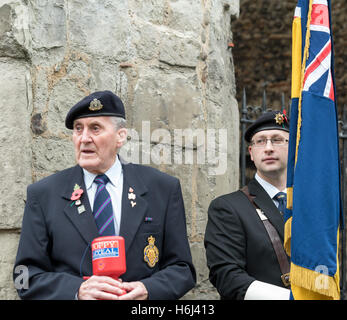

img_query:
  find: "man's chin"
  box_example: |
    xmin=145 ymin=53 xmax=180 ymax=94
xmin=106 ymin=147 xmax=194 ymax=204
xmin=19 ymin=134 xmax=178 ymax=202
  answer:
xmin=77 ymin=159 xmax=101 ymax=174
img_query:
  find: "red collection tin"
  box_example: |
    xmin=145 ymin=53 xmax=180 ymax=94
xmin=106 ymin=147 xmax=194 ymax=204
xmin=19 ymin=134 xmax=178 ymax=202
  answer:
xmin=91 ymin=236 xmax=126 ymax=279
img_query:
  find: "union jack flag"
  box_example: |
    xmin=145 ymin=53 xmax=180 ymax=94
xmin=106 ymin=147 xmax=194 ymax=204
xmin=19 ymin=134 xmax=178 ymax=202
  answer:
xmin=302 ymin=0 xmax=334 ymax=100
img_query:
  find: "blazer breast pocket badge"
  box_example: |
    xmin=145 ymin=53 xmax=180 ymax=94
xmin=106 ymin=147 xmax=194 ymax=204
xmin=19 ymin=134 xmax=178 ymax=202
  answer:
xmin=144 ymin=235 xmax=159 ymax=268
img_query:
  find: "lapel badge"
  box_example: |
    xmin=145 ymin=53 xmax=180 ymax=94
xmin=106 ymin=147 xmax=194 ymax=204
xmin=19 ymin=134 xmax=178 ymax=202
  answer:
xmin=128 ymin=187 xmax=136 ymax=207
xmin=78 ymin=205 xmax=86 ymax=214
xmin=144 ymin=236 xmax=159 ymax=268
xmin=71 ymin=186 xmax=83 ymax=201
xmin=70 ymin=183 xmax=84 ymax=211
xmin=128 ymin=193 xmax=136 ymax=200
xmin=89 ymin=98 xmax=103 ymax=111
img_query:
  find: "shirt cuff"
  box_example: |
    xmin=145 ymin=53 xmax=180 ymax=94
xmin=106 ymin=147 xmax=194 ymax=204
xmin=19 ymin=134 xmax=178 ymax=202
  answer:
xmin=244 ymin=280 xmax=290 ymax=300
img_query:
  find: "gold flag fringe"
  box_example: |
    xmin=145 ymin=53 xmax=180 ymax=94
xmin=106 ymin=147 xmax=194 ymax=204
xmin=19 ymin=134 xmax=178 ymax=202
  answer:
xmin=290 ymin=262 xmax=340 ymax=300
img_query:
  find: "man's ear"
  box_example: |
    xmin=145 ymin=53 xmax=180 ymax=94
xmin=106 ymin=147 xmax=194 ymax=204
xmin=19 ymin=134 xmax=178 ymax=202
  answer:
xmin=248 ymin=145 xmax=254 ymax=161
xmin=116 ymin=128 xmax=128 ymax=148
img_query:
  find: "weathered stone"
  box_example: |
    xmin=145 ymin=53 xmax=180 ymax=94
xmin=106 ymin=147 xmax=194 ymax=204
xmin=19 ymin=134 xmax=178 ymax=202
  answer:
xmin=131 ymin=69 xmax=203 ymax=131
xmin=159 ymin=32 xmax=200 ymax=68
xmin=166 ymin=0 xmax=202 ymax=34
xmin=67 ymin=0 xmax=136 ymax=61
xmin=0 ymin=59 xmax=32 ymax=230
xmin=0 ymin=232 xmax=20 ymax=300
xmin=0 ymin=2 xmax=30 ymax=59
xmin=31 ymin=113 xmax=46 ymax=135
xmin=128 ymin=0 xmax=167 ymax=26
xmin=28 ymin=0 xmax=66 ymax=51
xmin=31 ymin=136 xmax=75 ymax=180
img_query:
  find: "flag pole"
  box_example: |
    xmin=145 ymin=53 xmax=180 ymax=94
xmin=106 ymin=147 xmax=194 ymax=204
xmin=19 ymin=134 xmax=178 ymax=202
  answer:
xmin=340 ymin=105 xmax=347 ymax=300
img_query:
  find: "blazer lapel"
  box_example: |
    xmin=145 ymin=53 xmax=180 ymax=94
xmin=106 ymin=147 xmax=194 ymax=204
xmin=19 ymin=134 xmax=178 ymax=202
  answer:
xmin=62 ymin=165 xmax=99 ymax=245
xmin=119 ymin=162 xmax=148 ymax=252
xmin=248 ymin=179 xmax=285 ymax=239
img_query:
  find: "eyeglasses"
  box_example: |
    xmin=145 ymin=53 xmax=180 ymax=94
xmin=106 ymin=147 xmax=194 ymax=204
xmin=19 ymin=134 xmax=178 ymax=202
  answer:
xmin=251 ymin=137 xmax=289 ymax=147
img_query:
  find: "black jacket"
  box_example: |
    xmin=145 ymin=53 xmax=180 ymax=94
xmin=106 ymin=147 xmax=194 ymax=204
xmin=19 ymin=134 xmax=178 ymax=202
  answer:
xmin=204 ymin=178 xmax=288 ymax=300
xmin=14 ymin=162 xmax=196 ymax=300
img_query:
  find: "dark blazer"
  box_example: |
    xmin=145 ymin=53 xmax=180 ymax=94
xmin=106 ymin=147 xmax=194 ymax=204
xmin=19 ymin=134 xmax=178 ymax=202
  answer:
xmin=14 ymin=162 xmax=196 ymax=300
xmin=204 ymin=178 xmax=288 ymax=300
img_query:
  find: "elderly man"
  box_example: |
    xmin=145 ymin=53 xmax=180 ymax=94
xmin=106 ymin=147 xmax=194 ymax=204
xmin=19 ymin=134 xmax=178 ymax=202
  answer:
xmin=205 ymin=111 xmax=291 ymax=300
xmin=14 ymin=90 xmax=196 ymax=300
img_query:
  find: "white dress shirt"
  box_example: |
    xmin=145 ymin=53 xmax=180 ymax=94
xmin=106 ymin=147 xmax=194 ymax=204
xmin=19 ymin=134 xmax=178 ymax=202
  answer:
xmin=82 ymin=156 xmax=123 ymax=235
xmin=255 ymin=173 xmax=287 ymax=209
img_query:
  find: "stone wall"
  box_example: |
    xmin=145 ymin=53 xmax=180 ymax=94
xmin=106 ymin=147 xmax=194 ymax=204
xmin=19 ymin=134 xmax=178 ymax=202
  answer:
xmin=0 ymin=0 xmax=240 ymax=299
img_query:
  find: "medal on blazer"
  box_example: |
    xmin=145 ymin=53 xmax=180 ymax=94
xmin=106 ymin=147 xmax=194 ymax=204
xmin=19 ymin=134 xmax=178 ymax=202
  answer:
xmin=144 ymin=236 xmax=159 ymax=268
xmin=128 ymin=187 xmax=136 ymax=207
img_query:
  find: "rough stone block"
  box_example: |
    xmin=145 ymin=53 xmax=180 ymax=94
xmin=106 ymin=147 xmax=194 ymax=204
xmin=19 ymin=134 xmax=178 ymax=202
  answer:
xmin=159 ymin=32 xmax=200 ymax=68
xmin=31 ymin=136 xmax=75 ymax=180
xmin=0 ymin=232 xmax=20 ymax=300
xmin=0 ymin=2 xmax=30 ymax=59
xmin=0 ymin=59 xmax=32 ymax=229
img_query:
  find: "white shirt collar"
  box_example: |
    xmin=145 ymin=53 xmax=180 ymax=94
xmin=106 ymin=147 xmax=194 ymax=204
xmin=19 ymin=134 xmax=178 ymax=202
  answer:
xmin=255 ymin=173 xmax=286 ymax=199
xmin=83 ymin=156 xmax=123 ymax=190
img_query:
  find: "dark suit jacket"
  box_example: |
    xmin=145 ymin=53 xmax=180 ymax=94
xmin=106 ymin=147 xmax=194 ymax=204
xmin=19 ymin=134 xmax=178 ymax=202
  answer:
xmin=204 ymin=178 xmax=288 ymax=300
xmin=14 ymin=162 xmax=196 ymax=300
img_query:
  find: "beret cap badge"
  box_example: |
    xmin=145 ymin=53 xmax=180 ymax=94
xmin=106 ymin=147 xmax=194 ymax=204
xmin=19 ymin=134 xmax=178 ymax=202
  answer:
xmin=89 ymin=98 xmax=103 ymax=111
xmin=275 ymin=113 xmax=285 ymax=125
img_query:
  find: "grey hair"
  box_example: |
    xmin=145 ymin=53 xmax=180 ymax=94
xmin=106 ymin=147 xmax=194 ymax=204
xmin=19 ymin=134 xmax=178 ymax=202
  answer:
xmin=109 ymin=116 xmax=127 ymax=131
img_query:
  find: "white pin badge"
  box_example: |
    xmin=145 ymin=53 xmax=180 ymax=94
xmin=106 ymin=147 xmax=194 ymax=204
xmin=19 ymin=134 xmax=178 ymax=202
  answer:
xmin=78 ymin=205 xmax=86 ymax=214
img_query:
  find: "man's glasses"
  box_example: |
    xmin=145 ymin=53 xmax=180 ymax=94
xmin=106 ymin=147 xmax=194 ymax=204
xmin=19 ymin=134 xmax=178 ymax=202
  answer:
xmin=251 ymin=137 xmax=289 ymax=147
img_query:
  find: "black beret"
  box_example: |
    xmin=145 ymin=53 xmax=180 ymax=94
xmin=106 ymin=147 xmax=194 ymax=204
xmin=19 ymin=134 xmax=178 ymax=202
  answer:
xmin=65 ymin=90 xmax=126 ymax=129
xmin=245 ymin=111 xmax=289 ymax=142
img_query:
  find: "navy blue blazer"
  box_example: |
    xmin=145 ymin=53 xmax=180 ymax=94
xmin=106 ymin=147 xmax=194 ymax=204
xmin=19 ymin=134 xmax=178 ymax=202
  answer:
xmin=14 ymin=161 xmax=196 ymax=299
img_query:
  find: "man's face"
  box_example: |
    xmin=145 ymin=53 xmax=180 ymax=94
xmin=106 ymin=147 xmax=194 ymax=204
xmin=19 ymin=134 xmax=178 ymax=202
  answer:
xmin=248 ymin=129 xmax=289 ymax=179
xmin=72 ymin=116 xmax=127 ymax=174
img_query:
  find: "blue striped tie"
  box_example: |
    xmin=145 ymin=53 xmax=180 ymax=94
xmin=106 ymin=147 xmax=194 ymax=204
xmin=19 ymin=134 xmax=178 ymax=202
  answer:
xmin=274 ymin=192 xmax=287 ymax=215
xmin=93 ymin=174 xmax=115 ymax=236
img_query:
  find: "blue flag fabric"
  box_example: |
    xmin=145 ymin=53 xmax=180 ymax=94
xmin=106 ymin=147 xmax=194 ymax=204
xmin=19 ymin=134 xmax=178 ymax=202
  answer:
xmin=284 ymin=0 xmax=342 ymax=300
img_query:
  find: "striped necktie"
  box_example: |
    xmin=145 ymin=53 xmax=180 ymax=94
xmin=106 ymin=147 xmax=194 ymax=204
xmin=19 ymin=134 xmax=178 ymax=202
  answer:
xmin=273 ymin=192 xmax=287 ymax=215
xmin=93 ymin=174 xmax=115 ymax=236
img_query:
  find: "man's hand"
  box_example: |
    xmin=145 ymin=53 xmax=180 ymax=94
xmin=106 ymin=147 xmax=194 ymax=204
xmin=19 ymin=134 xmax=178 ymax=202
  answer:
xmin=118 ymin=281 xmax=148 ymax=300
xmin=78 ymin=276 xmax=124 ymax=300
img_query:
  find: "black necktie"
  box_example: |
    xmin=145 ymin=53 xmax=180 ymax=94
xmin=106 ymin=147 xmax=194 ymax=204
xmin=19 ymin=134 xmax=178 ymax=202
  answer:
xmin=274 ymin=192 xmax=287 ymax=215
xmin=93 ymin=174 xmax=115 ymax=236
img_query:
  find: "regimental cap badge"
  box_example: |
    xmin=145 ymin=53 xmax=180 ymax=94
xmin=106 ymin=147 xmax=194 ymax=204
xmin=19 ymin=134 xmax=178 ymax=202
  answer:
xmin=144 ymin=235 xmax=159 ymax=268
xmin=275 ymin=110 xmax=288 ymax=128
xmin=274 ymin=110 xmax=288 ymax=128
xmin=275 ymin=113 xmax=285 ymax=125
xmin=89 ymin=98 xmax=103 ymax=111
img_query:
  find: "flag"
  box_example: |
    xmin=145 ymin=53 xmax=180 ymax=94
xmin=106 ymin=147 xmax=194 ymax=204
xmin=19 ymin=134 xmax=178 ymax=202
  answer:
xmin=284 ymin=0 xmax=343 ymax=300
